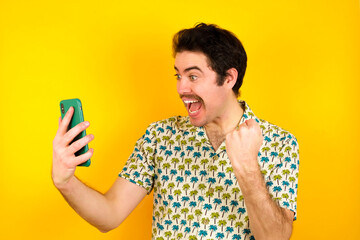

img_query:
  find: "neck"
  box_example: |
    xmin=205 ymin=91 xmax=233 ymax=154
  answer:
xmin=205 ymin=99 xmax=244 ymax=134
xmin=204 ymin=99 xmax=244 ymax=150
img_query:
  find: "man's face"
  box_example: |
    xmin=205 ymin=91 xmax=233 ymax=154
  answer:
xmin=174 ymin=51 xmax=229 ymax=127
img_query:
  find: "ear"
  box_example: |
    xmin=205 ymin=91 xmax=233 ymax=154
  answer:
xmin=224 ymin=68 xmax=238 ymax=89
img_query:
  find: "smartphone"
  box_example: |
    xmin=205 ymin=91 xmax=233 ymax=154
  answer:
xmin=60 ymin=98 xmax=91 ymax=167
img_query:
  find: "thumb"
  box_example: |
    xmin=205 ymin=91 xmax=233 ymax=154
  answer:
xmin=245 ymin=119 xmax=260 ymax=129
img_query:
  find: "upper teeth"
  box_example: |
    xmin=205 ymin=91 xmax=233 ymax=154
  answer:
xmin=184 ymin=100 xmax=199 ymax=104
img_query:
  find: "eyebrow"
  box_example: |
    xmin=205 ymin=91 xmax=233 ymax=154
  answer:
xmin=174 ymin=66 xmax=203 ymax=73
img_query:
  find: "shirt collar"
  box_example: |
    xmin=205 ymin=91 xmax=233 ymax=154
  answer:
xmin=238 ymin=100 xmax=260 ymax=125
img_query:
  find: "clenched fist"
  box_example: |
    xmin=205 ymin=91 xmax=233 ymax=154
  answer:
xmin=225 ymin=119 xmax=263 ymax=174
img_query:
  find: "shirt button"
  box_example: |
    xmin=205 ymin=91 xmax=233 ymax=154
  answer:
xmin=213 ymin=155 xmax=219 ymax=160
xmin=208 ymin=188 xmax=214 ymax=193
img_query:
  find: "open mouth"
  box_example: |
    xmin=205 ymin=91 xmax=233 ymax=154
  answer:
xmin=184 ymin=99 xmax=202 ymax=114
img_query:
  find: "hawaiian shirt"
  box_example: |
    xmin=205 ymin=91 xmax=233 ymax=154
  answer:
xmin=119 ymin=100 xmax=299 ymax=240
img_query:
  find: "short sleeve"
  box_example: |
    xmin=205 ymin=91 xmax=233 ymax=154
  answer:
xmin=267 ymin=135 xmax=299 ymax=220
xmin=118 ymin=123 xmax=157 ymax=194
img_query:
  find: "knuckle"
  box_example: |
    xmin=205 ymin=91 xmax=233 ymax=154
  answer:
xmin=63 ymin=130 xmax=72 ymax=140
xmin=74 ymin=125 xmax=83 ymax=133
xmin=81 ymin=121 xmax=89 ymax=129
xmin=225 ymin=134 xmax=231 ymax=141
xmin=66 ymin=128 xmax=81 ymax=141
xmin=73 ymin=140 xmax=83 ymax=150
xmin=63 ymin=135 xmax=72 ymax=145
xmin=77 ymin=152 xmax=90 ymax=162
xmin=238 ymin=126 xmax=245 ymax=133
xmin=63 ymin=114 xmax=70 ymax=122
xmin=76 ymin=123 xmax=87 ymax=132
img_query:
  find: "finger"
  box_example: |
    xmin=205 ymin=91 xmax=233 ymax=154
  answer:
xmin=63 ymin=121 xmax=90 ymax=145
xmin=67 ymin=134 xmax=94 ymax=154
xmin=238 ymin=120 xmax=249 ymax=129
xmin=246 ymin=119 xmax=262 ymax=135
xmin=58 ymin=117 xmax=62 ymax=127
xmin=73 ymin=148 xmax=94 ymax=166
xmin=245 ymin=119 xmax=258 ymax=127
xmin=247 ymin=119 xmax=255 ymax=124
xmin=225 ymin=131 xmax=234 ymax=142
xmin=58 ymin=107 xmax=74 ymax=135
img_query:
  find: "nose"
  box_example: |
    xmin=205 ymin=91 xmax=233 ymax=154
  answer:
xmin=177 ymin=78 xmax=191 ymax=95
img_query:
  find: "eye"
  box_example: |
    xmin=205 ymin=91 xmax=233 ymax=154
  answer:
xmin=174 ymin=74 xmax=181 ymax=80
xmin=189 ymin=75 xmax=198 ymax=81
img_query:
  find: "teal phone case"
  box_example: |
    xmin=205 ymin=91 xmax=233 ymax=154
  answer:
xmin=60 ymin=98 xmax=91 ymax=167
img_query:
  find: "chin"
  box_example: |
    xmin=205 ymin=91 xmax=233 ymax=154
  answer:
xmin=189 ymin=117 xmax=206 ymax=127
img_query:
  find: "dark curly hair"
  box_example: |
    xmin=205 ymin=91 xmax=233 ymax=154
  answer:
xmin=173 ymin=23 xmax=247 ymax=97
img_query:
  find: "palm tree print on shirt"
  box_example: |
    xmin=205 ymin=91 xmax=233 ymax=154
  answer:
xmin=119 ymin=100 xmax=300 ymax=240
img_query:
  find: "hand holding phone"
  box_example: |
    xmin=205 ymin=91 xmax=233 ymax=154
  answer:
xmin=60 ymin=99 xmax=91 ymax=167
xmin=52 ymin=99 xmax=94 ymax=189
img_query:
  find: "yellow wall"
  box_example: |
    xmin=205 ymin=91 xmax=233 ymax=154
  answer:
xmin=1 ymin=0 xmax=359 ymax=239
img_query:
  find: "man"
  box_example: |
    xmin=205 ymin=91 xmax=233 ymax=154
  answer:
xmin=52 ymin=23 xmax=299 ymax=240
